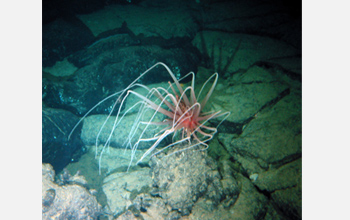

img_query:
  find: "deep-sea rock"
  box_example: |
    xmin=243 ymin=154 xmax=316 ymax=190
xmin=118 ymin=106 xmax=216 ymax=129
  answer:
xmin=228 ymin=173 xmax=268 ymax=219
xmin=216 ymin=64 xmax=302 ymax=219
xmin=42 ymin=16 xmax=95 ymax=67
xmin=192 ymin=31 xmax=301 ymax=77
xmin=210 ymin=65 xmax=292 ymax=123
xmin=42 ymin=163 xmax=102 ymax=219
xmin=218 ymin=86 xmax=301 ymax=173
xmin=102 ymin=168 xmax=153 ymax=217
xmin=149 ymin=145 xmax=239 ymax=217
xmin=110 ymin=145 xmax=272 ymax=220
xmin=253 ymin=158 xmax=302 ymax=219
xmin=190 ymin=0 xmax=301 ymax=50
xmin=43 ymin=43 xmax=201 ymax=116
xmin=42 ymin=106 xmax=84 ymax=172
xmin=80 ymin=104 xmax=164 ymax=149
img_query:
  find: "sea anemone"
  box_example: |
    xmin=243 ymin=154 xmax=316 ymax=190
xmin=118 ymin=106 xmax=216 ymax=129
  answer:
xmin=69 ymin=62 xmax=230 ymax=174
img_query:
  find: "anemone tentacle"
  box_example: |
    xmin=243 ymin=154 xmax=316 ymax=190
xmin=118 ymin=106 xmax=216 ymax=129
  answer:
xmin=68 ymin=62 xmax=230 ymax=174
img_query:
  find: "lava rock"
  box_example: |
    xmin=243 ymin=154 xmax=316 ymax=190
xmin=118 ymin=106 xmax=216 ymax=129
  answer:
xmin=43 ymin=43 xmax=201 ymax=116
xmin=102 ymin=168 xmax=153 ymax=216
xmin=42 ymin=106 xmax=84 ymax=172
xmin=149 ymin=145 xmax=239 ymax=217
xmin=42 ymin=163 xmax=102 ymax=219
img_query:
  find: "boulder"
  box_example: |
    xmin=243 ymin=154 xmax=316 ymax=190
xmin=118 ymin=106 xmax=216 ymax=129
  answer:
xmin=42 ymin=163 xmax=102 ymax=219
xmin=42 ymin=107 xmax=84 ymax=172
xmin=43 ymin=43 xmax=201 ymax=116
xmin=149 ymin=145 xmax=239 ymax=217
xmin=102 ymin=168 xmax=153 ymax=216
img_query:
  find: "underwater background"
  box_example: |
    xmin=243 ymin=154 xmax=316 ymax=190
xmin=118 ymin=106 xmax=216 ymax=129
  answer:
xmin=42 ymin=0 xmax=302 ymax=219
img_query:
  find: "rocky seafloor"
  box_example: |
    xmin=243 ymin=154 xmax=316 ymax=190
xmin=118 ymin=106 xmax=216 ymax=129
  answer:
xmin=42 ymin=0 xmax=301 ymax=219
